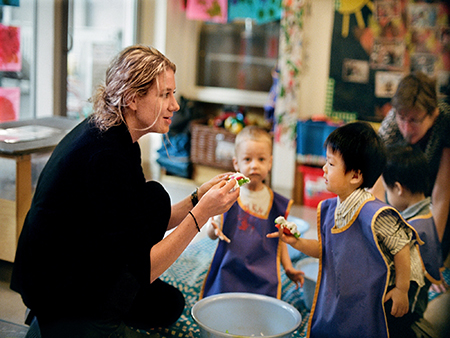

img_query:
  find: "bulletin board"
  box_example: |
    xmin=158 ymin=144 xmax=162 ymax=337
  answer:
xmin=329 ymin=0 xmax=450 ymax=122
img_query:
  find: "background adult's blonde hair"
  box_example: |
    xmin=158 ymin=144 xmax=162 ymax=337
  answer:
xmin=91 ymin=45 xmax=176 ymax=131
xmin=234 ymin=125 xmax=272 ymax=155
xmin=392 ymin=71 xmax=437 ymax=115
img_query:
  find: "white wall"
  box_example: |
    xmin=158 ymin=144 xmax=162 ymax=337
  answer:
xmin=298 ymin=0 xmax=334 ymax=119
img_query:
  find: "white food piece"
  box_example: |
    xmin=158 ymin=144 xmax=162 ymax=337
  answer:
xmin=274 ymin=216 xmax=301 ymax=238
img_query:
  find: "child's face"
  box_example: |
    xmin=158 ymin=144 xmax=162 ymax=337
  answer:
xmin=233 ymin=139 xmax=272 ymax=190
xmin=323 ymin=146 xmax=360 ymax=201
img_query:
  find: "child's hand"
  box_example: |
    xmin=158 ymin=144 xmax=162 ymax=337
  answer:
xmin=285 ymin=267 xmax=305 ymax=289
xmin=430 ymin=271 xmax=449 ymax=293
xmin=384 ymin=287 xmax=409 ymax=317
xmin=430 ymin=282 xmax=448 ymax=294
xmin=211 ymin=219 xmax=231 ymax=243
xmin=267 ymin=227 xmax=298 ymax=246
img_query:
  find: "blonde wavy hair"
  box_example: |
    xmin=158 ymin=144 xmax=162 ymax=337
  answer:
xmin=90 ymin=45 xmax=176 ymax=132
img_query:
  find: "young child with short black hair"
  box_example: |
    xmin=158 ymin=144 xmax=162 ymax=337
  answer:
xmin=200 ymin=126 xmax=304 ymax=299
xmin=268 ymin=122 xmax=424 ymax=338
xmin=382 ymin=145 xmax=443 ymax=325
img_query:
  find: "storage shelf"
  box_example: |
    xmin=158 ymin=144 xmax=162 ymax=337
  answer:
xmin=205 ymin=53 xmax=276 ymax=67
xmin=185 ymin=86 xmax=269 ymax=108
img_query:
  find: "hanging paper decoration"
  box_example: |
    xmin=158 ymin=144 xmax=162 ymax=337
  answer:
xmin=180 ymin=0 xmax=187 ymax=10
xmin=228 ymin=0 xmax=282 ymax=24
xmin=0 ymin=24 xmax=21 ymax=72
xmin=186 ymin=0 xmax=228 ymax=23
xmin=0 ymin=0 xmax=20 ymax=6
xmin=0 ymin=87 xmax=20 ymax=122
xmin=274 ymin=0 xmax=308 ymax=146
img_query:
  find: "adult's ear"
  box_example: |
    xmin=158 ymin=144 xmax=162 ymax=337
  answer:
xmin=126 ymin=94 xmax=137 ymax=111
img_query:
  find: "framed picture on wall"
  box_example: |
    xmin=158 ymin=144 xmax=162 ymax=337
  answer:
xmin=411 ymin=53 xmax=437 ymax=75
xmin=375 ymin=71 xmax=404 ymax=98
xmin=370 ymin=39 xmax=406 ymax=70
xmin=375 ymin=0 xmax=401 ymax=21
xmin=408 ymin=3 xmax=438 ymax=29
xmin=342 ymin=59 xmax=370 ymax=84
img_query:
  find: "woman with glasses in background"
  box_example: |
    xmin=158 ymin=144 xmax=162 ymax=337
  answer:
xmin=373 ymin=71 xmax=450 ymax=283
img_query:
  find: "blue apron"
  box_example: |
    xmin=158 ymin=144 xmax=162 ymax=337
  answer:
xmin=200 ymin=190 xmax=292 ymax=299
xmin=310 ymin=197 xmax=395 ymax=338
xmin=408 ymin=213 xmax=443 ymax=284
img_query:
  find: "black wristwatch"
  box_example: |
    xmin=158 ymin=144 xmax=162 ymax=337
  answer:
xmin=191 ymin=188 xmax=199 ymax=207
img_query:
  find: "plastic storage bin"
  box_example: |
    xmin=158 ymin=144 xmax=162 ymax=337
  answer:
xmin=296 ymin=120 xmax=338 ymax=157
xmin=300 ymin=165 xmax=336 ymax=208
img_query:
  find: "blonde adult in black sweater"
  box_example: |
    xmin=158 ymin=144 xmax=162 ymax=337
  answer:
xmin=11 ymin=45 xmax=239 ymax=338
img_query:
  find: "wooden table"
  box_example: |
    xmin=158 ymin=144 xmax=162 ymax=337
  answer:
xmin=0 ymin=117 xmax=79 ymax=262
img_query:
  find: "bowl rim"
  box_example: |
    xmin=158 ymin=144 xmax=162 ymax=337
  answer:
xmin=191 ymin=292 xmax=301 ymax=338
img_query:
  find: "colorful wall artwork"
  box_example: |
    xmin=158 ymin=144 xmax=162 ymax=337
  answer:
xmin=186 ymin=0 xmax=228 ymax=23
xmin=0 ymin=24 xmax=21 ymax=72
xmin=228 ymin=0 xmax=282 ymax=24
xmin=0 ymin=87 xmax=20 ymax=122
xmin=330 ymin=0 xmax=450 ymax=121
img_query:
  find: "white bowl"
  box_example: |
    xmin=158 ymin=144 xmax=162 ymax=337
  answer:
xmin=191 ymin=292 xmax=301 ymax=338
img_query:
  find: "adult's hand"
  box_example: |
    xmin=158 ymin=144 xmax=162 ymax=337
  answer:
xmin=151 ymin=178 xmax=239 ymax=282
xmin=197 ymin=172 xmax=234 ymax=200
xmin=195 ymin=178 xmax=240 ymax=220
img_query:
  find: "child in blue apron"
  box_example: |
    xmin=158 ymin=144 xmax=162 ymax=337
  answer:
xmin=382 ymin=145 xmax=443 ymax=335
xmin=268 ymin=122 xmax=425 ymax=338
xmin=201 ymin=126 xmax=305 ymax=299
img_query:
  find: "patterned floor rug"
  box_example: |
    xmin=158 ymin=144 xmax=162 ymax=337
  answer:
xmin=136 ymin=238 xmax=311 ymax=338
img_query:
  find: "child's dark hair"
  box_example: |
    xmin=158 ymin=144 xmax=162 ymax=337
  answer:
xmin=324 ymin=121 xmax=386 ymax=189
xmin=382 ymin=145 xmax=430 ymax=195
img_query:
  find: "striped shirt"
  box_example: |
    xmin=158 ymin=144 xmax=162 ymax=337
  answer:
xmin=334 ymin=189 xmax=424 ymax=288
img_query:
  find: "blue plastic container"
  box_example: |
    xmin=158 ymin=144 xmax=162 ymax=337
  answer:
xmin=296 ymin=120 xmax=338 ymax=157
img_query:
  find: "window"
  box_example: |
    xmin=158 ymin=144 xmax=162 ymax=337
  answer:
xmin=0 ymin=0 xmax=37 ymax=121
xmin=66 ymin=0 xmax=137 ymax=119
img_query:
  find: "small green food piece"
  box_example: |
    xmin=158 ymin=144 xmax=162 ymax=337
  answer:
xmin=229 ymin=172 xmax=251 ymax=187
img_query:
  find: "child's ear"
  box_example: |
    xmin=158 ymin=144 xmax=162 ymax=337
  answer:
xmin=394 ymin=181 xmax=404 ymax=195
xmin=232 ymin=157 xmax=239 ymax=172
xmin=350 ymin=170 xmax=363 ymax=186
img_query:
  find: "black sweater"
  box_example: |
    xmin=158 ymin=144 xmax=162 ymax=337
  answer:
xmin=11 ymin=118 xmax=171 ymax=319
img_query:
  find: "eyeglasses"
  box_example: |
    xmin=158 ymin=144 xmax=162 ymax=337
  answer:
xmin=395 ymin=110 xmax=428 ymax=126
